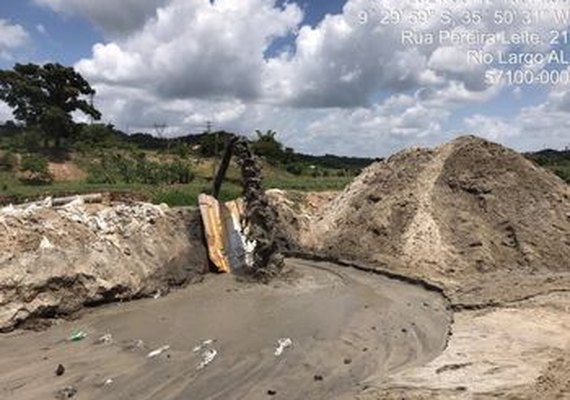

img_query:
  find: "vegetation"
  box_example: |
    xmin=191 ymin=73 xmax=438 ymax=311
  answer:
xmin=0 ymin=63 xmax=101 ymax=148
xmin=526 ymin=149 xmax=570 ymax=183
xmin=3 ymin=62 xmax=564 ymax=208
xmin=86 ymin=152 xmax=195 ymax=185
xmin=17 ymin=153 xmax=53 ymax=185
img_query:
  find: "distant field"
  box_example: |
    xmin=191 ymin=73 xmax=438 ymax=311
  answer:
xmin=1 ymin=131 xmax=567 ymax=207
xmin=0 ymin=172 xmax=351 ymax=207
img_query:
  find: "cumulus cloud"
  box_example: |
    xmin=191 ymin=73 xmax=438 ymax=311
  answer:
xmin=464 ymin=101 xmax=570 ymax=152
xmin=77 ymin=0 xmax=303 ymax=100
xmin=0 ymin=19 xmax=29 ymax=50
xmin=66 ymin=0 xmax=570 ymax=155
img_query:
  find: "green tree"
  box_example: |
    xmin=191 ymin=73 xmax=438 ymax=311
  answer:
xmin=0 ymin=63 xmax=101 ymax=147
xmin=252 ymin=129 xmax=284 ymax=164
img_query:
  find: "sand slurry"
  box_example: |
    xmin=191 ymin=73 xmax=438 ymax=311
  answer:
xmin=0 ymin=259 xmax=450 ymax=400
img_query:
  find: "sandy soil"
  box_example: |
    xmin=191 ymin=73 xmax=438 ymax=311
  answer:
xmin=0 ymin=259 xmax=450 ymax=400
xmin=358 ymin=291 xmax=570 ymax=400
xmin=267 ymin=136 xmax=570 ymax=399
xmin=283 ymin=136 xmax=570 ymax=306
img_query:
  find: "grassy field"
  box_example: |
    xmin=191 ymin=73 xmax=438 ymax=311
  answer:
xmin=2 ymin=132 xmax=566 ymax=208
xmin=0 ymin=168 xmax=352 ymax=207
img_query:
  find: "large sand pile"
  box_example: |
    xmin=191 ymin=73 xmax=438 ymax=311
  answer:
xmin=291 ymin=136 xmax=570 ymax=305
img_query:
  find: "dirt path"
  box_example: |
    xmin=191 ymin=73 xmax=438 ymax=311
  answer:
xmin=0 ymin=259 xmax=451 ymax=400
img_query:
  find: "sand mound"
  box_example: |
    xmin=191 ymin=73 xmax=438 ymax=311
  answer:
xmin=300 ymin=136 xmax=570 ymax=305
xmin=0 ymin=201 xmax=207 ymax=332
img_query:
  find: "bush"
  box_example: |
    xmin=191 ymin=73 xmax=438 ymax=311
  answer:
xmin=0 ymin=151 xmax=17 ymax=171
xmin=87 ymin=152 xmax=195 ymax=185
xmin=285 ymin=163 xmax=304 ymax=176
xmin=152 ymin=189 xmax=197 ymax=206
xmin=18 ymin=154 xmax=53 ymax=185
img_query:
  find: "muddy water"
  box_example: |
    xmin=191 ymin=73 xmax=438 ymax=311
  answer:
xmin=0 ymin=259 xmax=451 ymax=400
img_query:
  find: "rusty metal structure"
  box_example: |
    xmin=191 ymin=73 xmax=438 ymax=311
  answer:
xmin=199 ymin=135 xmax=283 ymax=280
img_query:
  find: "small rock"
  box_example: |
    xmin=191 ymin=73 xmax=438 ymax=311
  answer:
xmin=55 ymin=364 xmax=65 ymax=376
xmin=343 ymin=358 xmax=352 ymax=365
xmin=267 ymin=389 xmax=277 ymax=396
xmin=314 ymin=374 xmax=324 ymax=381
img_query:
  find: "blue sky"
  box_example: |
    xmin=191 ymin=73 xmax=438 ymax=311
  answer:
xmin=0 ymin=1 xmax=100 ymax=66
xmin=0 ymin=0 xmax=569 ymax=156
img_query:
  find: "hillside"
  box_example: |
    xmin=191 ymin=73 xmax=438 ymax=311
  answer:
xmin=0 ymin=125 xmax=367 ymax=206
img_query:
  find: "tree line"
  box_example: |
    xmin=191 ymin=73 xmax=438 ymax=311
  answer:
xmin=0 ymin=63 xmax=372 ymax=176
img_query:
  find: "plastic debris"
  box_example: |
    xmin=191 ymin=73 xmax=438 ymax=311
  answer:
xmin=147 ymin=345 xmax=170 ymax=358
xmin=103 ymin=378 xmax=114 ymax=387
xmin=69 ymin=330 xmax=87 ymax=342
xmin=193 ymin=339 xmax=218 ymax=370
xmin=274 ymin=338 xmax=293 ymax=356
xmin=197 ymin=349 xmax=218 ymax=370
xmin=39 ymin=236 xmax=54 ymax=250
xmin=124 ymin=339 xmax=144 ymax=352
xmin=95 ymin=333 xmax=113 ymax=345
xmin=55 ymin=386 xmax=77 ymax=400
xmin=153 ymin=290 xmax=162 ymax=300
xmin=63 ymin=196 xmax=85 ymax=209
xmin=193 ymin=339 xmax=215 ymax=353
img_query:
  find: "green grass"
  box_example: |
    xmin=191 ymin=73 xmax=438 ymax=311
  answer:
xmin=0 ymin=143 xmax=354 ymax=207
xmin=0 ymin=174 xmax=350 ymax=207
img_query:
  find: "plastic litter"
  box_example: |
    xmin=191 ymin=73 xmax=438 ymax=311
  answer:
xmin=197 ymin=349 xmax=218 ymax=370
xmin=147 ymin=345 xmax=170 ymax=358
xmin=55 ymin=386 xmax=77 ymax=400
xmin=103 ymin=378 xmax=114 ymax=387
xmin=124 ymin=339 xmax=144 ymax=352
xmin=193 ymin=339 xmax=218 ymax=370
xmin=39 ymin=236 xmax=54 ymax=250
xmin=95 ymin=333 xmax=113 ymax=345
xmin=153 ymin=290 xmax=162 ymax=300
xmin=70 ymin=330 xmax=87 ymax=342
xmin=193 ymin=339 xmax=215 ymax=353
xmin=274 ymin=338 xmax=293 ymax=356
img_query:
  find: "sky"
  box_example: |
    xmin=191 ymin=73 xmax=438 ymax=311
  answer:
xmin=0 ymin=0 xmax=569 ymax=156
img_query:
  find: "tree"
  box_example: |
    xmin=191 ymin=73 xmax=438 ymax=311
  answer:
xmin=0 ymin=63 xmax=101 ymax=147
xmin=252 ymin=129 xmax=284 ymax=164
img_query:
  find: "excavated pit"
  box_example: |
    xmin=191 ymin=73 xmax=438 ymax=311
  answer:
xmin=0 ymin=258 xmax=451 ymax=400
xmin=1 ymin=135 xmax=568 ymax=399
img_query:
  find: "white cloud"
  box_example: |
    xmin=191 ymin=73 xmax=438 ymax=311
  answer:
xmin=36 ymin=24 xmax=47 ymax=35
xmin=0 ymin=19 xmax=29 ymax=50
xmin=464 ymin=102 xmax=570 ymax=152
xmin=77 ymin=0 xmax=303 ymax=100
xmin=68 ymin=0 xmax=570 ymax=155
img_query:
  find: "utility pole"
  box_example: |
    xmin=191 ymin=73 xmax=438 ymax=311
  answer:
xmin=153 ymin=122 xmax=167 ymax=139
xmin=154 ymin=122 xmax=168 ymax=150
